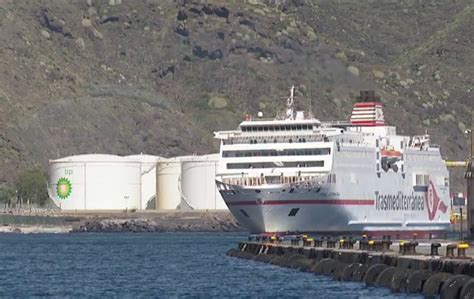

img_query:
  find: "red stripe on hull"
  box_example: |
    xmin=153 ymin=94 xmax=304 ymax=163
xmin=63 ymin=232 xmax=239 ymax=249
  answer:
xmin=353 ymin=102 xmax=383 ymax=108
xmin=350 ymin=122 xmax=385 ymax=127
xmin=227 ymin=199 xmax=375 ymax=206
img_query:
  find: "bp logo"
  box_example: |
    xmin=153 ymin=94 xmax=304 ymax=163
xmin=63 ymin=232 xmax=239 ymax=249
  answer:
xmin=56 ymin=177 xmax=72 ymax=200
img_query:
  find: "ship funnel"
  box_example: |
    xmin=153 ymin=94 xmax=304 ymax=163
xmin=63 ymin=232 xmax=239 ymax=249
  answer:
xmin=350 ymin=91 xmax=385 ymax=126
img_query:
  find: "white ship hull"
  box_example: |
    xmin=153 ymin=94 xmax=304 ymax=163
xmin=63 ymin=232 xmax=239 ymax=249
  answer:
xmin=217 ymin=147 xmax=452 ymax=238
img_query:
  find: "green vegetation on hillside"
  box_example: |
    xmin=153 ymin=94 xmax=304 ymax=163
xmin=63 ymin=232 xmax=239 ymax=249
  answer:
xmin=0 ymin=0 xmax=471 ymax=191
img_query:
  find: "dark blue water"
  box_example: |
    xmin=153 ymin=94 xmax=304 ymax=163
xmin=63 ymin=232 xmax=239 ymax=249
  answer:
xmin=0 ymin=233 xmax=421 ymax=298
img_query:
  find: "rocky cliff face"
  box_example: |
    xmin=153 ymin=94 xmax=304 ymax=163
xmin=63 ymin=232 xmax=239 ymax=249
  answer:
xmin=0 ymin=0 xmax=472 ymax=189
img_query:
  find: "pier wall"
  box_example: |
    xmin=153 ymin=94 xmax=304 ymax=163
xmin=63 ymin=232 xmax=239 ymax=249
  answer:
xmin=228 ymin=240 xmax=474 ymax=298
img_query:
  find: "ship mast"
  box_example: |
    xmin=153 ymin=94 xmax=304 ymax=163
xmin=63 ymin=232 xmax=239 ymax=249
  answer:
xmin=286 ymin=85 xmax=295 ymax=120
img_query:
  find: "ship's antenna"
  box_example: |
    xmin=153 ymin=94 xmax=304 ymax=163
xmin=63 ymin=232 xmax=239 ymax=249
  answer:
xmin=308 ymin=84 xmax=312 ymax=118
xmin=286 ymin=85 xmax=295 ymax=120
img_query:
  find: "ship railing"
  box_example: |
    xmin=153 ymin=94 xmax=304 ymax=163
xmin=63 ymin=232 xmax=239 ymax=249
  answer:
xmin=221 ymin=175 xmax=318 ymax=187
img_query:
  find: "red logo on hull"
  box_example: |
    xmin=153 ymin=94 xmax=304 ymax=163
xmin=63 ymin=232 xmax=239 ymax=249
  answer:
xmin=426 ymin=181 xmax=448 ymax=220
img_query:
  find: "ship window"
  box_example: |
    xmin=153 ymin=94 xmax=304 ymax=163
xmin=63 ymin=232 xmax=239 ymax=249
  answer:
xmin=286 ymin=125 xmax=291 ymax=130
xmin=258 ymin=126 xmax=263 ymax=132
xmin=297 ymin=125 xmax=302 ymax=130
xmin=414 ymin=174 xmax=429 ymax=186
xmin=288 ymin=208 xmax=300 ymax=216
xmin=240 ymin=209 xmax=249 ymax=217
xmin=227 ymin=161 xmax=324 ymax=169
xmin=222 ymin=148 xmax=331 ymax=157
xmin=263 ymin=126 xmax=268 ymax=132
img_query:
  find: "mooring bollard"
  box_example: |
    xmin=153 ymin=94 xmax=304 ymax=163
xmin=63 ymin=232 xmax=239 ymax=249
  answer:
xmin=343 ymin=238 xmax=354 ymax=249
xmin=295 ymin=237 xmax=301 ymax=246
xmin=301 ymin=235 xmax=307 ymax=246
xmin=446 ymin=244 xmax=456 ymax=258
xmin=457 ymin=243 xmax=469 ymax=258
xmin=430 ymin=243 xmax=441 ymax=256
xmin=303 ymin=238 xmax=313 ymax=247
xmin=339 ymin=239 xmax=345 ymax=249
xmin=381 ymin=240 xmax=392 ymax=251
xmin=346 ymin=238 xmax=355 ymax=249
xmin=399 ymin=241 xmax=405 ymax=253
xmin=327 ymin=239 xmax=336 ymax=248
xmin=399 ymin=241 xmax=417 ymax=254
xmin=359 ymin=239 xmax=368 ymax=250
xmin=314 ymin=238 xmax=323 ymax=248
xmin=291 ymin=236 xmax=301 ymax=246
xmin=405 ymin=241 xmax=418 ymax=254
xmin=368 ymin=240 xmax=376 ymax=251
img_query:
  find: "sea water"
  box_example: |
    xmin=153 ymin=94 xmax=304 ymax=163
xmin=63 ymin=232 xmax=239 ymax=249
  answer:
xmin=0 ymin=232 xmax=421 ymax=298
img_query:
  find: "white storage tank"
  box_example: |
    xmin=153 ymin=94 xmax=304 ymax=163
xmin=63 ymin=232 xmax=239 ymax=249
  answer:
xmin=48 ymin=154 xmax=141 ymax=210
xmin=156 ymin=158 xmax=182 ymax=210
xmin=126 ymin=154 xmax=160 ymax=210
xmin=180 ymin=154 xmax=227 ymax=210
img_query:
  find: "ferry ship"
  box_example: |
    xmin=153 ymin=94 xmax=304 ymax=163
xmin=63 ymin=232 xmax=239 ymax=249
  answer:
xmin=215 ymin=87 xmax=451 ymax=238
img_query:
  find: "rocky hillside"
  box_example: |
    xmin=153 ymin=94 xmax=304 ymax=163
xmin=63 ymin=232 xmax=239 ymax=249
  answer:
xmin=0 ymin=0 xmax=472 ymax=189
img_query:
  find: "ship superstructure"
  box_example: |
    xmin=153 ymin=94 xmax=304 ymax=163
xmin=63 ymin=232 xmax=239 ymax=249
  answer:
xmin=215 ymin=87 xmax=451 ymax=238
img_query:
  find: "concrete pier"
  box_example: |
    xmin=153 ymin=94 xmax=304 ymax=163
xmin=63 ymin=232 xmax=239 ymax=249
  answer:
xmin=227 ymin=238 xmax=474 ymax=298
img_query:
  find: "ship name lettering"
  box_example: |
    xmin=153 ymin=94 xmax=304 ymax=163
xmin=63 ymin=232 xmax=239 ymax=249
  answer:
xmin=375 ymin=191 xmax=424 ymax=211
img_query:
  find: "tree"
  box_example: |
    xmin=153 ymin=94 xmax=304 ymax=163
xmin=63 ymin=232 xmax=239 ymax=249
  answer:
xmin=0 ymin=187 xmax=15 ymax=208
xmin=15 ymin=168 xmax=49 ymax=207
